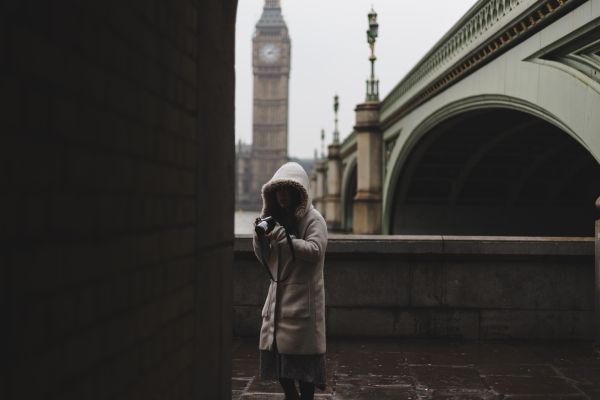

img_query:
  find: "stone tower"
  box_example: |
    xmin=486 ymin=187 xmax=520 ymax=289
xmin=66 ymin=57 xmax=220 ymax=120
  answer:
xmin=250 ymin=0 xmax=291 ymax=208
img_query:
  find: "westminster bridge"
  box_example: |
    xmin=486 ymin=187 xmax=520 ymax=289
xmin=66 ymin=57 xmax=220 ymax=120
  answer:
xmin=312 ymin=0 xmax=600 ymax=237
xmin=235 ymin=0 xmax=600 ymax=346
xmin=232 ymin=0 xmax=600 ymax=353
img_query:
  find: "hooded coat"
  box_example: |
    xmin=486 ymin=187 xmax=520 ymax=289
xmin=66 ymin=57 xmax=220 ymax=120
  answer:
xmin=253 ymin=162 xmax=328 ymax=355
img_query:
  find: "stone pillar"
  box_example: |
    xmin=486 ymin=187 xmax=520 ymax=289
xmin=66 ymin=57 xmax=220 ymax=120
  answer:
xmin=596 ymin=197 xmax=600 ymax=345
xmin=309 ymin=168 xmax=318 ymax=208
xmin=353 ymin=101 xmax=382 ymax=234
xmin=315 ymin=159 xmax=328 ymax=216
xmin=326 ymin=143 xmax=342 ymax=231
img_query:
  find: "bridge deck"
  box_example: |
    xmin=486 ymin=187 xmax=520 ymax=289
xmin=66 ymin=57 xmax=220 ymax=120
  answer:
xmin=232 ymin=337 xmax=600 ymax=399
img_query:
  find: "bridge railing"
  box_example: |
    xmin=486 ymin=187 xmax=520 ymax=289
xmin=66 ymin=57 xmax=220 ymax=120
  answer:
xmin=380 ymin=0 xmax=585 ymax=125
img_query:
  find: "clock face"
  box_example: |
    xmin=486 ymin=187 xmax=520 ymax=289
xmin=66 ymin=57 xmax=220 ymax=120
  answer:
xmin=259 ymin=43 xmax=280 ymax=63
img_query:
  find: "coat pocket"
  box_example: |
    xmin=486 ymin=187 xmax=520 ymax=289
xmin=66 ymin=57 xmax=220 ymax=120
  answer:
xmin=280 ymin=282 xmax=310 ymax=319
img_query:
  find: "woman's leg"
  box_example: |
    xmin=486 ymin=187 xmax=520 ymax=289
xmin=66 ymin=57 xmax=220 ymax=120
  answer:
xmin=299 ymin=380 xmax=315 ymax=400
xmin=278 ymin=377 xmax=299 ymax=400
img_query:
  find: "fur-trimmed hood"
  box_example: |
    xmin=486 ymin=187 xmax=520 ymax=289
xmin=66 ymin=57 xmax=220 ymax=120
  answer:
xmin=261 ymin=162 xmax=313 ymax=220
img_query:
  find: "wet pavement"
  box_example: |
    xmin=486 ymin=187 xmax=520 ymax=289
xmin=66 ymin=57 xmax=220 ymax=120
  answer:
xmin=232 ymin=338 xmax=600 ymax=399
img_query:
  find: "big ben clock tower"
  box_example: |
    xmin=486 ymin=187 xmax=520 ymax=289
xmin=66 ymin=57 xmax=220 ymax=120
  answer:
xmin=250 ymin=0 xmax=291 ymax=207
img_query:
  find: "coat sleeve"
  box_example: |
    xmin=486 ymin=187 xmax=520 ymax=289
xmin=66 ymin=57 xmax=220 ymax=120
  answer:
xmin=252 ymin=231 xmax=267 ymax=261
xmin=288 ymin=216 xmax=327 ymax=263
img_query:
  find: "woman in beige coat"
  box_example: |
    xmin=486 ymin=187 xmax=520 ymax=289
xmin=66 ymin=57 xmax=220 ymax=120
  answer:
xmin=253 ymin=162 xmax=328 ymax=400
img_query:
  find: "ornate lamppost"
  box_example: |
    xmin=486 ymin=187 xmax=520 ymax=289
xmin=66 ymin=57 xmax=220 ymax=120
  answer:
xmin=333 ymin=94 xmax=340 ymax=144
xmin=353 ymin=7 xmax=382 ymax=234
xmin=366 ymin=8 xmax=379 ymax=101
xmin=320 ymin=128 xmax=326 ymax=158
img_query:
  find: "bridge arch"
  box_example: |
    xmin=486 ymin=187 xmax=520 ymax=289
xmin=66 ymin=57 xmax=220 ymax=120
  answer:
xmin=340 ymin=154 xmax=358 ymax=232
xmin=383 ymin=95 xmax=600 ymax=236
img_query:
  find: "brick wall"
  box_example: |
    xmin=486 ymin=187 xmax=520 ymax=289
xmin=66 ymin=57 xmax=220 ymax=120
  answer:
xmin=3 ymin=1 xmax=236 ymax=399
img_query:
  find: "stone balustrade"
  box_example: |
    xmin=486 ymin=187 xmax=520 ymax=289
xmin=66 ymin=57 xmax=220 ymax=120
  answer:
xmin=234 ymin=234 xmax=594 ymax=340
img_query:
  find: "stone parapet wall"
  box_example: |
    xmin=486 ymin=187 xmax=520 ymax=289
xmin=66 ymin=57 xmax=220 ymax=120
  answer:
xmin=234 ymin=235 xmax=594 ymax=340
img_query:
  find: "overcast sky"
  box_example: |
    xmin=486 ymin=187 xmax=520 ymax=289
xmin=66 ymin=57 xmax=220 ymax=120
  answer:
xmin=235 ymin=0 xmax=479 ymax=159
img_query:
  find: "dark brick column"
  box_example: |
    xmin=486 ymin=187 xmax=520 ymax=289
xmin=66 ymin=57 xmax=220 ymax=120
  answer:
xmin=3 ymin=1 xmax=237 ymax=399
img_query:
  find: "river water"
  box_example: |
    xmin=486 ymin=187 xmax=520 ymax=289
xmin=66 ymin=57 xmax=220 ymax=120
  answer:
xmin=235 ymin=210 xmax=261 ymax=235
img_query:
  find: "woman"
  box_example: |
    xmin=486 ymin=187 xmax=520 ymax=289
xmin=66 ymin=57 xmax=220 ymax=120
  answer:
xmin=253 ymin=162 xmax=328 ymax=400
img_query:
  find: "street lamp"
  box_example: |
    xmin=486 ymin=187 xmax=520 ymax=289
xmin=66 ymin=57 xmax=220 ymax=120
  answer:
xmin=321 ymin=129 xmax=326 ymax=158
xmin=333 ymin=94 xmax=340 ymax=144
xmin=366 ymin=7 xmax=379 ymax=101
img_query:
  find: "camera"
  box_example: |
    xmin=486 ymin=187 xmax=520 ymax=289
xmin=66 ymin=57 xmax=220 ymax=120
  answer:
xmin=255 ymin=216 xmax=276 ymax=235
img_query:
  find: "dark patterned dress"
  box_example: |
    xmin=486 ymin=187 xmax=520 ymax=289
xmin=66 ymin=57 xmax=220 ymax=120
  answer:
xmin=260 ymin=341 xmax=327 ymax=390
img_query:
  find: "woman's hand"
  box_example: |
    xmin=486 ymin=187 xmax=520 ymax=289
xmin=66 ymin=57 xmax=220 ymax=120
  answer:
xmin=267 ymin=223 xmax=286 ymax=242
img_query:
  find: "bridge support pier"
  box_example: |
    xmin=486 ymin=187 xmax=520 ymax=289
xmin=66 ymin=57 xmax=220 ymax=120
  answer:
xmin=596 ymin=197 xmax=600 ymax=347
xmin=315 ymin=158 xmax=328 ymax=217
xmin=353 ymin=101 xmax=382 ymax=234
xmin=326 ymin=143 xmax=342 ymax=231
xmin=309 ymin=168 xmax=318 ymax=208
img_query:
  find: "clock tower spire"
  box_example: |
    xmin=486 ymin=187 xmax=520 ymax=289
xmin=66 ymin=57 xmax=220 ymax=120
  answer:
xmin=249 ymin=0 xmax=291 ymax=208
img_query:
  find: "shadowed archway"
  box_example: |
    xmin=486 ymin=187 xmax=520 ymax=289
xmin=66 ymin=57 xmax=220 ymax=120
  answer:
xmin=342 ymin=163 xmax=357 ymax=232
xmin=390 ymin=108 xmax=600 ymax=236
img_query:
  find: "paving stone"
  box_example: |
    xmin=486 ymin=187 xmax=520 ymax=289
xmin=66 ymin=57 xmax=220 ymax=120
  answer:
xmin=246 ymin=378 xmax=283 ymax=394
xmin=405 ymin=350 xmax=479 ymax=366
xmin=484 ymin=376 xmax=580 ymax=395
xmin=411 ymin=366 xmax=486 ymax=390
xmin=241 ymin=394 xmax=284 ymax=399
xmin=335 ymin=375 xmax=415 ymax=387
xmin=242 ymin=393 xmax=333 ymax=399
xmin=232 ymin=338 xmax=599 ymax=399
xmin=477 ymin=364 xmax=557 ymax=377
xmin=397 ymin=339 xmax=464 ymax=352
xmin=336 ymin=339 xmax=404 ymax=354
xmin=335 ymin=383 xmax=418 ymax=400
xmin=502 ymin=396 xmax=588 ymax=400
xmin=469 ymin=343 xmax=546 ymax=365
xmin=579 ymin=388 xmax=600 ymax=400
xmin=557 ymin=366 xmax=600 ymax=387
xmin=532 ymin=344 xmax=600 ymax=367
xmin=337 ymin=352 xmax=408 ymax=376
xmin=429 ymin=389 xmax=501 ymax=399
